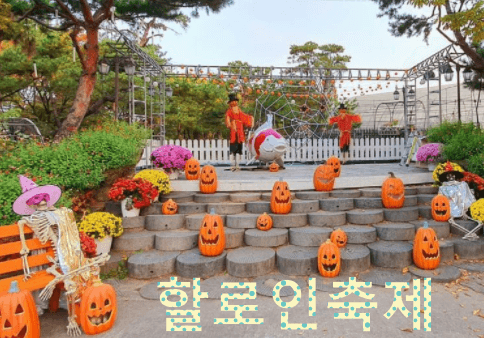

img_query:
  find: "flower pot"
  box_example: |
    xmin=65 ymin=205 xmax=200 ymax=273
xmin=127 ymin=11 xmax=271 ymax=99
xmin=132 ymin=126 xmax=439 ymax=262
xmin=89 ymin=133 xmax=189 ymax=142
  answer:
xmin=428 ymin=162 xmax=437 ymax=172
xmin=121 ymin=198 xmax=140 ymax=218
xmin=167 ymin=170 xmax=181 ymax=180
xmin=94 ymin=236 xmax=113 ymax=256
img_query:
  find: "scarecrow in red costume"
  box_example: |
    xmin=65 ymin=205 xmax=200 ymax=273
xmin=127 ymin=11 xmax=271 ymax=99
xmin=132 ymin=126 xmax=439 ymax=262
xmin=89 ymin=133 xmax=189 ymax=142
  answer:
xmin=225 ymin=93 xmax=254 ymax=171
xmin=329 ymin=103 xmax=362 ymax=164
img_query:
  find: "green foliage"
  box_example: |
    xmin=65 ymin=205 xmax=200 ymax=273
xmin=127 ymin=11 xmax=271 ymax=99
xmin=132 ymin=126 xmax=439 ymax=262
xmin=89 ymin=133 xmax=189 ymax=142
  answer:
xmin=287 ymin=42 xmax=351 ymax=74
xmin=100 ymin=259 xmax=129 ymax=281
xmin=468 ymin=152 xmax=484 ymax=178
xmin=441 ymin=130 xmax=484 ymax=161
xmin=427 ymin=121 xmax=479 ymax=144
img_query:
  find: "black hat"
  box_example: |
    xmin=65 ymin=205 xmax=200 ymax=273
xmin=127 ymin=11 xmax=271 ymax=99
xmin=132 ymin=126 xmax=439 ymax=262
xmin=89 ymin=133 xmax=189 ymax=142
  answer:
xmin=439 ymin=170 xmax=464 ymax=182
xmin=228 ymin=93 xmax=239 ymax=103
xmin=339 ymin=103 xmax=347 ymax=110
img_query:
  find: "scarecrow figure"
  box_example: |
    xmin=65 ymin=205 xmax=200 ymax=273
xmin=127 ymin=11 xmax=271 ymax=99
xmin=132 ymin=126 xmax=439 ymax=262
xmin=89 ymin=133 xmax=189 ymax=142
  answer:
xmin=225 ymin=93 xmax=254 ymax=171
xmin=329 ymin=103 xmax=362 ymax=164
xmin=13 ymin=175 xmax=109 ymax=336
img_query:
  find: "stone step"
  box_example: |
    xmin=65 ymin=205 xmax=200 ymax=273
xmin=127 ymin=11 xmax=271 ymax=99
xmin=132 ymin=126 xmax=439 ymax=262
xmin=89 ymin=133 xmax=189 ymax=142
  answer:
xmin=291 ymin=200 xmax=319 ymax=213
xmin=145 ymin=215 xmax=185 ymax=231
xmin=207 ymin=203 xmax=246 ymax=215
xmin=403 ymin=195 xmax=418 ymax=207
xmin=409 ymin=265 xmax=461 ymax=283
xmin=105 ymin=201 xmax=122 ymax=217
xmin=100 ymin=252 xmax=125 ymax=275
xmin=417 ymin=186 xmax=439 ymax=195
xmin=177 ymin=203 xmax=207 ymax=214
xmin=359 ymin=188 xmax=381 ymax=198
xmin=450 ymin=219 xmax=480 ymax=237
xmin=373 ymin=223 xmax=415 ymax=241
xmin=439 ymin=240 xmax=454 ymax=262
xmin=295 ymin=191 xmax=330 ymax=200
xmin=340 ymin=245 xmax=371 ymax=273
xmin=452 ymin=238 xmax=484 ymax=260
xmin=419 ymin=206 xmax=432 ymax=219
xmin=244 ymin=228 xmax=288 ymax=247
xmin=383 ymin=207 xmax=419 ymax=222
xmin=308 ymin=211 xmax=347 ymax=227
xmin=417 ymin=194 xmax=435 ymax=205
xmin=160 ymin=192 xmax=195 ymax=203
xmin=346 ymin=209 xmax=384 ymax=225
xmin=367 ymin=241 xmax=413 ymax=268
xmin=405 ymin=187 xmax=418 ymax=196
xmin=113 ymin=231 xmax=155 ymax=251
xmin=127 ymin=251 xmax=180 ymax=279
xmin=330 ymin=189 xmax=361 ymax=199
xmin=226 ymin=247 xmax=276 ymax=277
xmin=271 ymin=213 xmax=308 ymax=228
xmin=410 ymin=220 xmax=450 ymax=239
xmin=261 ymin=192 xmax=296 ymax=201
xmin=339 ymin=225 xmax=377 ymax=244
xmin=140 ymin=203 xmax=163 ymax=216
xmin=155 ymin=230 xmax=198 ymax=251
xmin=276 ymin=245 xmax=318 ymax=276
xmin=289 ymin=227 xmax=332 ymax=246
xmin=230 ymin=193 xmax=261 ymax=203
xmin=193 ymin=193 xmax=230 ymax=203
xmin=185 ymin=215 xmax=227 ymax=231
xmin=225 ymin=214 xmax=258 ymax=229
xmin=225 ymin=228 xmax=245 ymax=249
xmin=246 ymin=201 xmax=271 ymax=214
xmin=354 ymin=198 xmax=382 ymax=209
xmin=359 ymin=268 xmax=412 ymax=286
xmin=176 ymin=249 xmax=227 ymax=278
xmin=320 ymin=198 xmax=354 ymax=212
xmin=122 ymin=216 xmax=145 ymax=232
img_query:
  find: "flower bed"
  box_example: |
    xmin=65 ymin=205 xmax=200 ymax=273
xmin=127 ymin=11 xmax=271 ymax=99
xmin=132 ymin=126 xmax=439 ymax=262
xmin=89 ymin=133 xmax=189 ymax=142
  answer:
xmin=150 ymin=145 xmax=193 ymax=173
xmin=134 ymin=169 xmax=172 ymax=195
xmin=78 ymin=212 xmax=123 ymax=240
xmin=416 ymin=143 xmax=442 ymax=162
xmin=108 ymin=178 xmax=158 ymax=209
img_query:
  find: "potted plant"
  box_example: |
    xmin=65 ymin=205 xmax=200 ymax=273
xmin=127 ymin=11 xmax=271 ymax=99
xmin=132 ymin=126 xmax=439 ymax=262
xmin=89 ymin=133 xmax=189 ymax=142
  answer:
xmin=78 ymin=212 xmax=123 ymax=255
xmin=133 ymin=169 xmax=172 ymax=201
xmin=150 ymin=145 xmax=193 ymax=180
xmin=79 ymin=231 xmax=97 ymax=258
xmin=108 ymin=178 xmax=158 ymax=217
xmin=416 ymin=143 xmax=443 ymax=171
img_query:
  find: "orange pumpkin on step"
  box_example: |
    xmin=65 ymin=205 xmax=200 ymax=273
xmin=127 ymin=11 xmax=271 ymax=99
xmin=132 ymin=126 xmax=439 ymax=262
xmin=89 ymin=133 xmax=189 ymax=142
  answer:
xmin=413 ymin=222 xmax=440 ymax=270
xmin=256 ymin=213 xmax=273 ymax=231
xmin=431 ymin=194 xmax=451 ymax=222
xmin=381 ymin=172 xmax=405 ymax=208
xmin=330 ymin=228 xmax=347 ymax=248
xmin=317 ymin=239 xmax=341 ymax=278
xmin=269 ymin=162 xmax=279 ymax=172
xmin=199 ymin=165 xmax=217 ymax=194
xmin=270 ymin=179 xmax=292 ymax=214
xmin=327 ymin=156 xmax=341 ymax=177
xmin=313 ymin=164 xmax=336 ymax=191
xmin=161 ymin=199 xmax=178 ymax=215
xmin=185 ymin=157 xmax=201 ymax=180
xmin=199 ymin=208 xmax=225 ymax=256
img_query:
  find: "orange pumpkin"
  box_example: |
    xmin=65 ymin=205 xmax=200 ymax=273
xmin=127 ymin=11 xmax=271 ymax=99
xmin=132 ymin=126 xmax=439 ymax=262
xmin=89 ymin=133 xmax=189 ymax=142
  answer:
xmin=431 ymin=195 xmax=451 ymax=222
xmin=381 ymin=172 xmax=405 ymax=208
xmin=199 ymin=209 xmax=225 ymax=256
xmin=256 ymin=213 xmax=273 ymax=231
xmin=313 ymin=164 xmax=335 ymax=192
xmin=161 ymin=199 xmax=178 ymax=215
xmin=269 ymin=162 xmax=279 ymax=172
xmin=199 ymin=165 xmax=217 ymax=194
xmin=0 ymin=281 xmax=40 ymax=338
xmin=185 ymin=158 xmax=200 ymax=180
xmin=78 ymin=280 xmax=117 ymax=335
xmin=413 ymin=222 xmax=440 ymax=270
xmin=317 ymin=239 xmax=341 ymax=278
xmin=327 ymin=156 xmax=341 ymax=177
xmin=330 ymin=228 xmax=347 ymax=248
xmin=270 ymin=179 xmax=292 ymax=214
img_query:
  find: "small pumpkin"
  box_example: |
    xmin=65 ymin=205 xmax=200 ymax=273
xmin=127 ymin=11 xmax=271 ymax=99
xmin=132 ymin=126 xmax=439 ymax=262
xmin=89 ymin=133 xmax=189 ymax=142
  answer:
xmin=0 ymin=281 xmax=40 ymax=338
xmin=256 ymin=213 xmax=273 ymax=231
xmin=413 ymin=222 xmax=440 ymax=270
xmin=269 ymin=162 xmax=279 ymax=172
xmin=431 ymin=194 xmax=451 ymax=222
xmin=161 ymin=199 xmax=178 ymax=215
xmin=327 ymin=156 xmax=341 ymax=177
xmin=317 ymin=239 xmax=341 ymax=278
xmin=313 ymin=164 xmax=335 ymax=192
xmin=199 ymin=208 xmax=225 ymax=256
xmin=381 ymin=172 xmax=405 ymax=208
xmin=330 ymin=228 xmax=347 ymax=248
xmin=199 ymin=165 xmax=217 ymax=194
xmin=270 ymin=179 xmax=292 ymax=214
xmin=185 ymin=157 xmax=200 ymax=180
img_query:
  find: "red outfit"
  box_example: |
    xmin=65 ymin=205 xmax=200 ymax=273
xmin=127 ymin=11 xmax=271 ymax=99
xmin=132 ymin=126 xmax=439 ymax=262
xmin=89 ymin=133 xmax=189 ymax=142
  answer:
xmin=329 ymin=110 xmax=361 ymax=151
xmin=225 ymin=106 xmax=253 ymax=143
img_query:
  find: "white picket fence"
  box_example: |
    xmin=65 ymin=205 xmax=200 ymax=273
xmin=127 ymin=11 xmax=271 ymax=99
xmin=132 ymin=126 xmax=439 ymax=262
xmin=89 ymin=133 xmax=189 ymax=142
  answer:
xmin=137 ymin=137 xmax=405 ymax=167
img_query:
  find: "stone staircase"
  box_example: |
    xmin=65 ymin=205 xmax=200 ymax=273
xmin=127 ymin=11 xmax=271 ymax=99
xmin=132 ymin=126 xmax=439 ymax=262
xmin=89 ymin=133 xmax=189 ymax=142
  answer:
xmin=103 ymin=185 xmax=484 ymax=283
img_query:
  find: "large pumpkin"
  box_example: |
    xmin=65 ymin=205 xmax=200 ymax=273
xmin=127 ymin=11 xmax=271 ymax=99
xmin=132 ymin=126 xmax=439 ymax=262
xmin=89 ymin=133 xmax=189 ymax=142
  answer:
xmin=78 ymin=280 xmax=118 ymax=335
xmin=317 ymin=239 xmax=341 ymax=278
xmin=199 ymin=209 xmax=225 ymax=256
xmin=327 ymin=156 xmax=341 ymax=177
xmin=431 ymin=195 xmax=451 ymax=222
xmin=199 ymin=165 xmax=217 ymax=194
xmin=185 ymin=157 xmax=200 ymax=180
xmin=270 ymin=179 xmax=292 ymax=214
xmin=381 ymin=172 xmax=405 ymax=208
xmin=0 ymin=281 xmax=40 ymax=338
xmin=413 ymin=222 xmax=440 ymax=270
xmin=161 ymin=199 xmax=178 ymax=215
xmin=256 ymin=213 xmax=273 ymax=231
xmin=313 ymin=165 xmax=335 ymax=192
xmin=330 ymin=228 xmax=347 ymax=248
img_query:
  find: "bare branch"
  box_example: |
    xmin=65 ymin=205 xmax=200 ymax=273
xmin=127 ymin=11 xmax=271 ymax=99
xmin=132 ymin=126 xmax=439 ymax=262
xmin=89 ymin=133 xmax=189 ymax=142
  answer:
xmin=22 ymin=16 xmax=67 ymax=31
xmin=69 ymin=28 xmax=86 ymax=69
xmin=54 ymin=0 xmax=81 ymax=25
xmin=79 ymin=0 xmax=94 ymax=23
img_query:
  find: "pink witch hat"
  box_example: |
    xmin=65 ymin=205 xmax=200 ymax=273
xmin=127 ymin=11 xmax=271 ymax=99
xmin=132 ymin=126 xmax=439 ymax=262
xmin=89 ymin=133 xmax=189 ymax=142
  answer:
xmin=12 ymin=176 xmax=62 ymax=215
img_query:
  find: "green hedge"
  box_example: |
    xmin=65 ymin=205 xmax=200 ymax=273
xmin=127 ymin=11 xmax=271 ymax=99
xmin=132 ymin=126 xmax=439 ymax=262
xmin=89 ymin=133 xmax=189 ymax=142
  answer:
xmin=427 ymin=121 xmax=479 ymax=144
xmin=0 ymin=120 xmax=149 ymax=225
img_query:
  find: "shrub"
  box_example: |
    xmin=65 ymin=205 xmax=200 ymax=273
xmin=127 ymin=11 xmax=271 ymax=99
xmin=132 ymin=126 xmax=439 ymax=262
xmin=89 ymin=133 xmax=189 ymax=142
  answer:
xmin=442 ymin=131 xmax=484 ymax=161
xmin=468 ymin=153 xmax=484 ymax=178
xmin=427 ymin=121 xmax=479 ymax=144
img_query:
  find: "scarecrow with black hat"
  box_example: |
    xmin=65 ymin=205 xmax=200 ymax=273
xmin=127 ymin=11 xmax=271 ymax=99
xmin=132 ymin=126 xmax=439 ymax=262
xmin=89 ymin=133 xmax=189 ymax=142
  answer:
xmin=225 ymin=93 xmax=254 ymax=171
xmin=329 ymin=103 xmax=362 ymax=164
xmin=438 ymin=161 xmax=475 ymax=219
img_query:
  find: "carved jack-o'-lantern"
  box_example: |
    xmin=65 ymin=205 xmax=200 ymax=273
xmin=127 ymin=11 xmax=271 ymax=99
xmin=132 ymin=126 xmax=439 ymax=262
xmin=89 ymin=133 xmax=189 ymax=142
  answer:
xmin=317 ymin=239 xmax=341 ymax=278
xmin=270 ymin=179 xmax=292 ymax=214
xmin=327 ymin=156 xmax=341 ymax=177
xmin=330 ymin=228 xmax=347 ymax=248
xmin=199 ymin=209 xmax=225 ymax=256
xmin=199 ymin=165 xmax=218 ymax=194
xmin=256 ymin=213 xmax=273 ymax=231
xmin=185 ymin=158 xmax=200 ymax=180
xmin=413 ymin=222 xmax=440 ymax=270
xmin=269 ymin=162 xmax=279 ymax=172
xmin=78 ymin=280 xmax=117 ymax=335
xmin=162 ymin=199 xmax=178 ymax=215
xmin=0 ymin=281 xmax=40 ymax=338
xmin=313 ymin=165 xmax=336 ymax=192
xmin=431 ymin=195 xmax=451 ymax=222
xmin=381 ymin=172 xmax=405 ymax=208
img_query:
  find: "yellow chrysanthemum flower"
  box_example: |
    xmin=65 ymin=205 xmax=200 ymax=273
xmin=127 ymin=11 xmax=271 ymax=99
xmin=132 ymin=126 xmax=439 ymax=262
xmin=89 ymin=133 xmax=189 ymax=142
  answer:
xmin=134 ymin=169 xmax=172 ymax=195
xmin=78 ymin=212 xmax=123 ymax=240
xmin=432 ymin=162 xmax=464 ymax=183
xmin=470 ymin=199 xmax=484 ymax=222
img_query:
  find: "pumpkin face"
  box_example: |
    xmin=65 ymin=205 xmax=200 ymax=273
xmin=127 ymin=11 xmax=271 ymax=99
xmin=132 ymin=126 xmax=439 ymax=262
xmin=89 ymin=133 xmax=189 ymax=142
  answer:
xmin=79 ymin=281 xmax=117 ymax=335
xmin=269 ymin=162 xmax=279 ymax=172
xmin=270 ymin=180 xmax=292 ymax=214
xmin=313 ymin=165 xmax=335 ymax=192
xmin=381 ymin=172 xmax=405 ymax=208
xmin=199 ymin=165 xmax=217 ymax=194
xmin=327 ymin=156 xmax=341 ymax=177
xmin=199 ymin=209 xmax=225 ymax=256
xmin=330 ymin=228 xmax=347 ymax=248
xmin=162 ymin=199 xmax=178 ymax=215
xmin=317 ymin=239 xmax=341 ymax=278
xmin=256 ymin=213 xmax=273 ymax=231
xmin=0 ymin=281 xmax=40 ymax=338
xmin=431 ymin=195 xmax=451 ymax=222
xmin=413 ymin=222 xmax=440 ymax=270
xmin=185 ymin=158 xmax=200 ymax=180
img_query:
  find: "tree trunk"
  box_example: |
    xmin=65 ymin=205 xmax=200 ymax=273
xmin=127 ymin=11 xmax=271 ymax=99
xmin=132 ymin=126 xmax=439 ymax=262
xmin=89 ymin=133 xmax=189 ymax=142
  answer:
xmin=139 ymin=19 xmax=156 ymax=47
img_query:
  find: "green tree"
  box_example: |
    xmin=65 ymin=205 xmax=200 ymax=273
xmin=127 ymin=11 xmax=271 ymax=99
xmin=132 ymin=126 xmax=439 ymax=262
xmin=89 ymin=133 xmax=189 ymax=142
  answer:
xmin=287 ymin=42 xmax=351 ymax=73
